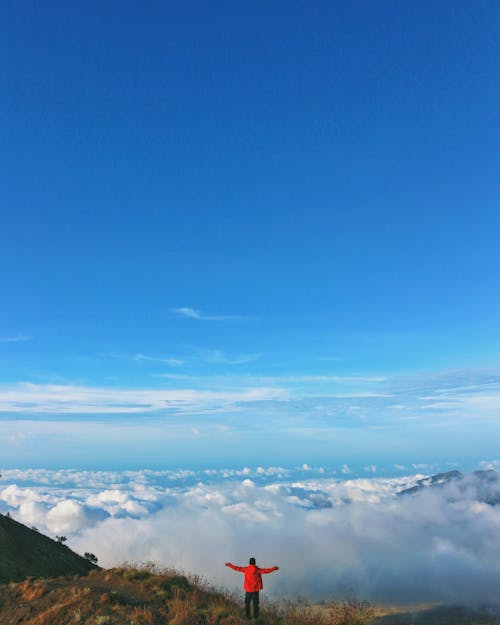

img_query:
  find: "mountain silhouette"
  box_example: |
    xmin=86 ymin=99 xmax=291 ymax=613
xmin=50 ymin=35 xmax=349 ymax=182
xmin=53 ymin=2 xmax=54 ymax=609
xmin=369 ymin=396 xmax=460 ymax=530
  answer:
xmin=0 ymin=512 xmax=97 ymax=583
xmin=398 ymin=469 xmax=500 ymax=505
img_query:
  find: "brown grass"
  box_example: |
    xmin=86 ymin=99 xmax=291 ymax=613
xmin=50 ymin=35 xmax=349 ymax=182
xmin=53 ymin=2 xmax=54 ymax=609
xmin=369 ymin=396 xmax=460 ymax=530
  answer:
xmin=129 ymin=606 xmax=156 ymax=625
xmin=0 ymin=564 xmax=376 ymax=625
xmin=19 ymin=578 xmax=49 ymax=601
xmin=278 ymin=598 xmax=374 ymax=625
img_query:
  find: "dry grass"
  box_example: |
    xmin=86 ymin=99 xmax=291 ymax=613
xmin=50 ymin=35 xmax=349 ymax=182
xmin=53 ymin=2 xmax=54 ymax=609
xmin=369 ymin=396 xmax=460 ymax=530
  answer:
xmin=0 ymin=563 xmax=375 ymax=625
xmin=129 ymin=606 xmax=155 ymax=625
xmin=18 ymin=578 xmax=49 ymax=601
xmin=278 ymin=598 xmax=374 ymax=625
xmin=0 ymin=561 xmax=498 ymax=625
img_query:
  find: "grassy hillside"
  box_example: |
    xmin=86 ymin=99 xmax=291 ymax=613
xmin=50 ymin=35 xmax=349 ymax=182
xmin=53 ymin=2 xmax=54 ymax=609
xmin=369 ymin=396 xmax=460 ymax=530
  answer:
xmin=0 ymin=513 xmax=97 ymax=583
xmin=0 ymin=567 xmax=500 ymax=625
xmin=1 ymin=565 xmax=499 ymax=625
xmin=0 ymin=565 xmax=375 ymax=625
xmin=0 ymin=515 xmax=498 ymax=625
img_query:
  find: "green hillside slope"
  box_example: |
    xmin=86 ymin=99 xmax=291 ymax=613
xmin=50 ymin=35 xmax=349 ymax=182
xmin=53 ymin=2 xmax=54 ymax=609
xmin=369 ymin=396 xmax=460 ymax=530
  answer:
xmin=0 ymin=513 xmax=97 ymax=582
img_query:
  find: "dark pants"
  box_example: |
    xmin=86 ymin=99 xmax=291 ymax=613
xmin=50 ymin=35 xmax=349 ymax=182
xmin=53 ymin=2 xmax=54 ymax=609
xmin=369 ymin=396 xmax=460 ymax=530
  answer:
xmin=245 ymin=591 xmax=259 ymax=619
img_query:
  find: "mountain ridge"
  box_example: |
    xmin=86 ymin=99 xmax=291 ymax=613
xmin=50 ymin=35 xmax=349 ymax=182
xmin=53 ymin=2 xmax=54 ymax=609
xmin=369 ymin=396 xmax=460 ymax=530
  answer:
xmin=397 ymin=469 xmax=500 ymax=504
xmin=0 ymin=512 xmax=97 ymax=583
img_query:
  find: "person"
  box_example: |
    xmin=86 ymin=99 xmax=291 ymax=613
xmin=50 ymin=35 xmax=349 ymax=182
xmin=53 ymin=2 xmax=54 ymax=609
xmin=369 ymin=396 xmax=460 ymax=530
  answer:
xmin=225 ymin=557 xmax=279 ymax=619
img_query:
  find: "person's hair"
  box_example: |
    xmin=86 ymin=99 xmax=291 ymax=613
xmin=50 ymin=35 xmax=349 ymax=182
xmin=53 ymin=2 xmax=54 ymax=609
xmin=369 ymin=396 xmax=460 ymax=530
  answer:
xmin=249 ymin=557 xmax=256 ymax=565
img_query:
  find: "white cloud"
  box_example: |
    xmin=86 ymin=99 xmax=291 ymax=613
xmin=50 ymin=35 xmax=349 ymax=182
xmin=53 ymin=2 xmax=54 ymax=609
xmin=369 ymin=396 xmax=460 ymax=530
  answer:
xmin=46 ymin=500 xmax=108 ymax=534
xmin=18 ymin=500 xmax=49 ymax=527
xmin=156 ymin=373 xmax=192 ymax=380
xmin=201 ymin=350 xmax=262 ymax=365
xmin=86 ymin=489 xmax=153 ymax=518
xmin=1 ymin=484 xmax=43 ymax=507
xmin=2 ymin=468 xmax=500 ymax=605
xmin=4 ymin=367 xmax=500 ymax=437
xmin=0 ymin=382 xmax=286 ymax=414
xmin=131 ymin=353 xmax=184 ymax=366
xmin=0 ymin=334 xmax=31 ymax=343
xmin=8 ymin=431 xmax=29 ymax=445
xmin=173 ymin=307 xmax=248 ymax=321
xmin=480 ymin=460 xmax=500 ymax=471
xmin=207 ymin=374 xmax=387 ymax=385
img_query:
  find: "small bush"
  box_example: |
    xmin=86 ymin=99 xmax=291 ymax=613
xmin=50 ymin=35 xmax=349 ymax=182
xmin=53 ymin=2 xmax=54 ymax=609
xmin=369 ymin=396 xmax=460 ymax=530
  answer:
xmin=156 ymin=573 xmax=191 ymax=596
xmin=84 ymin=552 xmax=98 ymax=564
xmin=123 ymin=568 xmax=152 ymax=581
xmin=130 ymin=606 xmax=155 ymax=625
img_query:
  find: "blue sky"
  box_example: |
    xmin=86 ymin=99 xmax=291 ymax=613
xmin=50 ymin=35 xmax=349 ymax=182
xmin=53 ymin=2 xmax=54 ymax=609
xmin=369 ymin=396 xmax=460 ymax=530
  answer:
xmin=1 ymin=1 xmax=500 ymax=469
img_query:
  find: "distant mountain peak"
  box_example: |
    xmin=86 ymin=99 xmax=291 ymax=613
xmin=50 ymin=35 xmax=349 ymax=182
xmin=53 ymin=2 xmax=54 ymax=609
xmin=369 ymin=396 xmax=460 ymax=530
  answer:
xmin=398 ymin=470 xmax=463 ymax=496
xmin=398 ymin=469 xmax=500 ymax=505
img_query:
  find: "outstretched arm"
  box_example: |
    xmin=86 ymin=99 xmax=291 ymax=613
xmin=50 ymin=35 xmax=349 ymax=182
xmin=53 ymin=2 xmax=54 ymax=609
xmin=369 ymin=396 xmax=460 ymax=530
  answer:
xmin=259 ymin=566 xmax=279 ymax=574
xmin=225 ymin=562 xmax=246 ymax=572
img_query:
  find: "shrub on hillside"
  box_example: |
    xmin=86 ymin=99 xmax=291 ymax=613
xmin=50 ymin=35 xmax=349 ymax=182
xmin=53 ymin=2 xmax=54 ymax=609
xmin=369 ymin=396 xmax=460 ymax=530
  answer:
xmin=84 ymin=552 xmax=98 ymax=565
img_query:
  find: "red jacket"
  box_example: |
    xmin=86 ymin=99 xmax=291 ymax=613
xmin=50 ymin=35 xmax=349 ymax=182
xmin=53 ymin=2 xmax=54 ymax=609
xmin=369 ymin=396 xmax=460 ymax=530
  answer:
xmin=226 ymin=563 xmax=278 ymax=592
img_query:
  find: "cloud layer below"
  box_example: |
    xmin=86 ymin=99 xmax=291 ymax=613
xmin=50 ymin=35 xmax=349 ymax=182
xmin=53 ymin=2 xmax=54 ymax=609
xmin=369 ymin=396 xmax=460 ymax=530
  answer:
xmin=2 ymin=467 xmax=500 ymax=606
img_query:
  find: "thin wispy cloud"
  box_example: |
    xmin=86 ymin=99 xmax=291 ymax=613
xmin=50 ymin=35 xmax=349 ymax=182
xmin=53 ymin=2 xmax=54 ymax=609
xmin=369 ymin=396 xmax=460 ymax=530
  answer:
xmin=0 ymin=334 xmax=31 ymax=343
xmin=201 ymin=349 xmax=262 ymax=365
xmin=252 ymin=375 xmax=386 ymax=384
xmin=155 ymin=373 xmax=192 ymax=380
xmin=130 ymin=353 xmax=184 ymax=366
xmin=0 ymin=382 xmax=286 ymax=415
xmin=8 ymin=431 xmax=29 ymax=445
xmin=110 ymin=350 xmax=261 ymax=368
xmin=173 ymin=307 xmax=251 ymax=321
xmin=2 ymin=369 xmax=500 ymax=455
xmin=106 ymin=353 xmax=184 ymax=366
xmin=154 ymin=373 xmax=386 ymax=390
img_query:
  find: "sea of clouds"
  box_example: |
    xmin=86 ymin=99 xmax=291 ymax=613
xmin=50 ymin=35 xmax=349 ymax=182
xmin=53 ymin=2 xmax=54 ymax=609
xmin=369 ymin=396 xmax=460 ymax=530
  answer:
xmin=2 ymin=464 xmax=500 ymax=606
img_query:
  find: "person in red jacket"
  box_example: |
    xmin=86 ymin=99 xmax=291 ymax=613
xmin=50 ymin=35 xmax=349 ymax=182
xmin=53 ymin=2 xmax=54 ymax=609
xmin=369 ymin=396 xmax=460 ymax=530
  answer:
xmin=225 ymin=557 xmax=279 ymax=619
